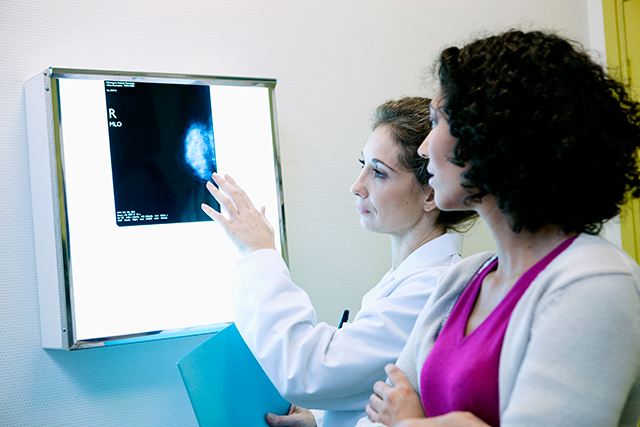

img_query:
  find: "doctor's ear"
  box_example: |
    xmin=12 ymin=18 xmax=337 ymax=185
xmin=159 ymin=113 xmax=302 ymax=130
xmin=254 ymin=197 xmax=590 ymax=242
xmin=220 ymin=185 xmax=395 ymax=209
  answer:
xmin=422 ymin=185 xmax=437 ymax=213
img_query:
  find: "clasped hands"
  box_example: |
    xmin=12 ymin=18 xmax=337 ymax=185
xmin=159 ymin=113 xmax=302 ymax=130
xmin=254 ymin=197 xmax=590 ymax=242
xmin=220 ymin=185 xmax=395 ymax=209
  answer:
xmin=201 ymin=173 xmax=276 ymax=255
xmin=368 ymin=364 xmax=488 ymax=427
xmin=366 ymin=363 xmax=426 ymax=426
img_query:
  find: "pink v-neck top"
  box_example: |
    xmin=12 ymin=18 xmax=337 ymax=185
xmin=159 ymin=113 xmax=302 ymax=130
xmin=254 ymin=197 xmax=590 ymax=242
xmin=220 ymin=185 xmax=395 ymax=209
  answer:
xmin=419 ymin=235 xmax=578 ymax=426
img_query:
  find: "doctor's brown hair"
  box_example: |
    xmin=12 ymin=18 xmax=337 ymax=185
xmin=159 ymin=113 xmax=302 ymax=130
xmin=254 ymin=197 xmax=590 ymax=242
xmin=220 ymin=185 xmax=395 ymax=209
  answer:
xmin=373 ymin=97 xmax=477 ymax=233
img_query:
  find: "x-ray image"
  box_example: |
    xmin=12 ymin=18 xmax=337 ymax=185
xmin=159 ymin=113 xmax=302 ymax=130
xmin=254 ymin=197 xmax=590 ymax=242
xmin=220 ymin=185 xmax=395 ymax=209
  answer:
xmin=104 ymin=81 xmax=220 ymax=227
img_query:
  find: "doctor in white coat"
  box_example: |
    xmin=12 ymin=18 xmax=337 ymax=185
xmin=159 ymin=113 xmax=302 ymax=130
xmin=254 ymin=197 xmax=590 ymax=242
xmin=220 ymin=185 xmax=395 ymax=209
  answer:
xmin=202 ymin=98 xmax=476 ymax=427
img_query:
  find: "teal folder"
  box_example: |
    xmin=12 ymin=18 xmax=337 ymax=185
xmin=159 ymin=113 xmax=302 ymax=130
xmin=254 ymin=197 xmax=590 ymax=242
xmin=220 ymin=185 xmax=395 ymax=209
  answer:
xmin=177 ymin=323 xmax=290 ymax=427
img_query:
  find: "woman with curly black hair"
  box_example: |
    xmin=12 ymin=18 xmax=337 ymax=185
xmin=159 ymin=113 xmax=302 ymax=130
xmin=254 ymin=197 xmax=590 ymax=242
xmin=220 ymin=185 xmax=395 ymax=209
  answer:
xmin=361 ymin=30 xmax=640 ymax=427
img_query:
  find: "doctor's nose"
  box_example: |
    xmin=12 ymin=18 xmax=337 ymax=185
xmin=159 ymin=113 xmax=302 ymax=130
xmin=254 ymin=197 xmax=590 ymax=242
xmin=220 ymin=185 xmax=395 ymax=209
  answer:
xmin=350 ymin=172 xmax=368 ymax=198
xmin=418 ymin=134 xmax=430 ymax=159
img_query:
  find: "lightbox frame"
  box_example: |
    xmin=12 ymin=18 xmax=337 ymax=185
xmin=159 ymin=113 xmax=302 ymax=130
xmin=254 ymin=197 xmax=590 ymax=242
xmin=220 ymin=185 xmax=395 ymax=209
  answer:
xmin=25 ymin=68 xmax=288 ymax=350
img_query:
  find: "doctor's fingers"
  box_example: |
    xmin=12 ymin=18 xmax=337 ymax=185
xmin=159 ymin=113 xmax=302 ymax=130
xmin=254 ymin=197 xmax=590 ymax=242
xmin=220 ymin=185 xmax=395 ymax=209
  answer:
xmin=201 ymin=202 xmax=228 ymax=225
xmin=259 ymin=206 xmax=275 ymax=233
xmin=205 ymin=180 xmax=240 ymax=221
xmin=212 ymin=173 xmax=254 ymax=212
xmin=266 ymin=406 xmax=317 ymax=427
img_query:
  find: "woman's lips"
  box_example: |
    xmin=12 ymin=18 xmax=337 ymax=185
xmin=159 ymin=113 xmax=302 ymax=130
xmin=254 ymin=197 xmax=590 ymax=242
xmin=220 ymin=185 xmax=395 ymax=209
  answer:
xmin=357 ymin=206 xmax=371 ymax=215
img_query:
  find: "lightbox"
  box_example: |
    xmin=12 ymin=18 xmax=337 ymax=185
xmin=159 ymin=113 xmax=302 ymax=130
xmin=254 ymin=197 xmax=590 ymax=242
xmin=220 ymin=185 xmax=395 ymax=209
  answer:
xmin=25 ymin=68 xmax=287 ymax=350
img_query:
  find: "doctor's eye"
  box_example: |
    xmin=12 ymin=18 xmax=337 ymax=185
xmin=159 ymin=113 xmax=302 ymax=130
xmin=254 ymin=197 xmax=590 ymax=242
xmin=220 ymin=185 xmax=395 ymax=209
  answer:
xmin=372 ymin=168 xmax=386 ymax=179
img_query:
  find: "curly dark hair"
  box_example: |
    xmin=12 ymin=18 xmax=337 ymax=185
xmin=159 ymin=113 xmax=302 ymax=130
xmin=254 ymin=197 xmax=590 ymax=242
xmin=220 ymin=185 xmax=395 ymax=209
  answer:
xmin=373 ymin=97 xmax=477 ymax=233
xmin=436 ymin=30 xmax=640 ymax=234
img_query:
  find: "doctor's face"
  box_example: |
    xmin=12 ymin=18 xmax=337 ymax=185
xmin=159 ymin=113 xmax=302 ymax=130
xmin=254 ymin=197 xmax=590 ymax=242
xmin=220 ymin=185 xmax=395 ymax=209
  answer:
xmin=350 ymin=125 xmax=429 ymax=236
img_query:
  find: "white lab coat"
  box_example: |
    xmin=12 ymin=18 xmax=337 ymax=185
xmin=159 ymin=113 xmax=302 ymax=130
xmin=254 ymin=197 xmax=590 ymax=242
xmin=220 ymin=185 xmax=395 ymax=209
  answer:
xmin=231 ymin=233 xmax=462 ymax=427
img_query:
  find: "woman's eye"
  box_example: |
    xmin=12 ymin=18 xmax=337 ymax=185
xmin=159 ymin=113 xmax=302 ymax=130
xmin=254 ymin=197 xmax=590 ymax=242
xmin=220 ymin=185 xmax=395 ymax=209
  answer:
xmin=373 ymin=168 xmax=386 ymax=178
xmin=359 ymin=158 xmax=365 ymax=168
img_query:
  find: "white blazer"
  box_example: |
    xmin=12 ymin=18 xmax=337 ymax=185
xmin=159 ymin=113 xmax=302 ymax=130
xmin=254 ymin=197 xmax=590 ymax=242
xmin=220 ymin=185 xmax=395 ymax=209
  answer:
xmin=230 ymin=233 xmax=463 ymax=427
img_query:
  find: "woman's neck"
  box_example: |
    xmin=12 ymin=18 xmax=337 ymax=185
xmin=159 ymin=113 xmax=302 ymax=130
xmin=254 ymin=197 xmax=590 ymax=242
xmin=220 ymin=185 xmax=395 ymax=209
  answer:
xmin=390 ymin=222 xmax=445 ymax=270
xmin=478 ymin=196 xmax=577 ymax=287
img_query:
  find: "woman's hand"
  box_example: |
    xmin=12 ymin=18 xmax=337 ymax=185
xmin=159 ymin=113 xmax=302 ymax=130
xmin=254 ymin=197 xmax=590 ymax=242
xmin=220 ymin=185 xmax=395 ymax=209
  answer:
xmin=366 ymin=364 xmax=426 ymax=426
xmin=201 ymin=173 xmax=276 ymax=255
xmin=394 ymin=412 xmax=491 ymax=427
xmin=266 ymin=405 xmax=317 ymax=427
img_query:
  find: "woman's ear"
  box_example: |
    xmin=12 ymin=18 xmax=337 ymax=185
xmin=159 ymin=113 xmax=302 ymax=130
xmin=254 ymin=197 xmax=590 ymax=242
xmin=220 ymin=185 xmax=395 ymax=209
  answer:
xmin=422 ymin=185 xmax=438 ymax=213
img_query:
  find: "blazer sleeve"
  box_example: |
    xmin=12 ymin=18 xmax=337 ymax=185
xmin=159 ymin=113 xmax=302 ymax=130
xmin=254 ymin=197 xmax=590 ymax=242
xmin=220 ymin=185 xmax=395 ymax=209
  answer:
xmin=500 ymin=271 xmax=640 ymax=427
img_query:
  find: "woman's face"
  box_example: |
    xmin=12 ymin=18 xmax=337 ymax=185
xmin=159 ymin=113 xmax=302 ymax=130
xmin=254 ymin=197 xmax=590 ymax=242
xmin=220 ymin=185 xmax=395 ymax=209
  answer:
xmin=350 ymin=125 xmax=431 ymax=236
xmin=418 ymin=95 xmax=468 ymax=211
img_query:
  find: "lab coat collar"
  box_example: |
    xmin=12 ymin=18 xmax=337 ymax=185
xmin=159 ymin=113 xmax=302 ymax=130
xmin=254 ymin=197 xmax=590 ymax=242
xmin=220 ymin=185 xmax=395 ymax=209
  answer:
xmin=389 ymin=233 xmax=462 ymax=280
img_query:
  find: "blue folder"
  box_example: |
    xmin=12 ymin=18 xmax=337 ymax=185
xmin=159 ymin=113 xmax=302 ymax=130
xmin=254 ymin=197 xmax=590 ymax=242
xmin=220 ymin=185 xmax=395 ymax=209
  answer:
xmin=177 ymin=323 xmax=290 ymax=427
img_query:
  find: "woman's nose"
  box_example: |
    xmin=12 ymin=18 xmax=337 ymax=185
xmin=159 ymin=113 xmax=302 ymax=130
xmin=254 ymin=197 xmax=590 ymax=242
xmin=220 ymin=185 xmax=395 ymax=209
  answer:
xmin=350 ymin=171 xmax=367 ymax=197
xmin=418 ymin=134 xmax=430 ymax=159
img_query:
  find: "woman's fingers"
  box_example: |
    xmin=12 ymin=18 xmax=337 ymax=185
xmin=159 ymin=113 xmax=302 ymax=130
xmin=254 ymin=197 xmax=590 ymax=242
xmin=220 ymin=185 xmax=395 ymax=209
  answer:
xmin=366 ymin=364 xmax=426 ymax=426
xmin=365 ymin=403 xmax=380 ymax=423
xmin=386 ymin=363 xmax=410 ymax=388
xmin=372 ymin=380 xmax=392 ymax=401
xmin=366 ymin=382 xmax=388 ymax=423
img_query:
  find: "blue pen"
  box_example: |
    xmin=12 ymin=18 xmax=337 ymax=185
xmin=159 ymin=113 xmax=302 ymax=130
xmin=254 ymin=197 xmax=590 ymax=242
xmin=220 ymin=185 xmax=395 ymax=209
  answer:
xmin=338 ymin=310 xmax=349 ymax=329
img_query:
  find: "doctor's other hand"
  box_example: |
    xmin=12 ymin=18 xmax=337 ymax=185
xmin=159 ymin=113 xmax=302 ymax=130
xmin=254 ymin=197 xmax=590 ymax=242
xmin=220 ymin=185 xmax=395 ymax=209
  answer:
xmin=266 ymin=405 xmax=317 ymax=427
xmin=201 ymin=173 xmax=276 ymax=256
xmin=366 ymin=364 xmax=426 ymax=426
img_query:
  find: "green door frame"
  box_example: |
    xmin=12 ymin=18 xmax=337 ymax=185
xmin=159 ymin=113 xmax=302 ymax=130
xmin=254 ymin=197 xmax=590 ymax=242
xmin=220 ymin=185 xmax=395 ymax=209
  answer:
xmin=602 ymin=0 xmax=640 ymax=263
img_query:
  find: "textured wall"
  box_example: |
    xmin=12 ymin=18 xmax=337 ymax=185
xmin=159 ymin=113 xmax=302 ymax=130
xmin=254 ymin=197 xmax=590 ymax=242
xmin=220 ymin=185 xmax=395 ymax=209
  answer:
xmin=1 ymin=1 xmax=592 ymax=425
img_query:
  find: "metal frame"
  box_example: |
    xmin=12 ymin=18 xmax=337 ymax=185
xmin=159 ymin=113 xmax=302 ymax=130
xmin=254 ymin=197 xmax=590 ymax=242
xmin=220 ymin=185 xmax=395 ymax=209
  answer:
xmin=27 ymin=67 xmax=287 ymax=350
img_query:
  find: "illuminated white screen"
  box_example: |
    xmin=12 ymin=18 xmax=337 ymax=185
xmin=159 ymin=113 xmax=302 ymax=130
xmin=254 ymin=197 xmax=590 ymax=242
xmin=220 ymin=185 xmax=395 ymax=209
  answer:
xmin=58 ymin=78 xmax=281 ymax=341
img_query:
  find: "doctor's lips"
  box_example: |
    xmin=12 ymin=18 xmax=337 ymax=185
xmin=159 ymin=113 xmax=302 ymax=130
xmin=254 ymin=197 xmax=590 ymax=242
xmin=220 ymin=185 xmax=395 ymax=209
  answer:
xmin=357 ymin=205 xmax=371 ymax=215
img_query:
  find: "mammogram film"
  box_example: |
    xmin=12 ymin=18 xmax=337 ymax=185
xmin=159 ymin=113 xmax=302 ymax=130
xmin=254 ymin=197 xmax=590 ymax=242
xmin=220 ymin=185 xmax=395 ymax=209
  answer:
xmin=104 ymin=81 xmax=220 ymax=227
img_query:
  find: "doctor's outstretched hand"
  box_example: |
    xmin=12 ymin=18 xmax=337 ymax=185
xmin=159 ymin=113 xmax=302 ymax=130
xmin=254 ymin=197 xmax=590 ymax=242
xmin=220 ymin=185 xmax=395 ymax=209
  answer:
xmin=201 ymin=173 xmax=276 ymax=256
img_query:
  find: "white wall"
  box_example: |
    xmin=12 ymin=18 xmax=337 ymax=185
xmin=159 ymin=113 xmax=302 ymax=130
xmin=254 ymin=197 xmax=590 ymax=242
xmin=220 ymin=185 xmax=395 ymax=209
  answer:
xmin=1 ymin=1 xmax=595 ymax=425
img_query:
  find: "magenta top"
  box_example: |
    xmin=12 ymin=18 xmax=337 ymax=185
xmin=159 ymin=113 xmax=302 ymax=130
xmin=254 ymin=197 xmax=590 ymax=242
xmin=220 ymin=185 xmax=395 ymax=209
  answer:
xmin=419 ymin=236 xmax=578 ymax=426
